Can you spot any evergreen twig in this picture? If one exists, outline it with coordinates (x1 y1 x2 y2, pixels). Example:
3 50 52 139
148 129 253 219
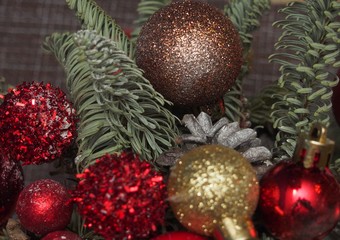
270 0 340 160
43 31 178 171
223 0 270 124
65 0 135 59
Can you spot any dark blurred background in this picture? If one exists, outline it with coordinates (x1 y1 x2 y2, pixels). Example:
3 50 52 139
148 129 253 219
0 0 288 184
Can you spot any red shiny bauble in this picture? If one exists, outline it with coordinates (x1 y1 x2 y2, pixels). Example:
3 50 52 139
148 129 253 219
258 161 340 240
73 151 167 240
0 82 77 165
0 155 24 227
16 179 73 235
152 231 208 240
41 231 82 240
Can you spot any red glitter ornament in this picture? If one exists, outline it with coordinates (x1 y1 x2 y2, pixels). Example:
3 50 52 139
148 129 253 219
0 82 77 165
73 151 167 240
41 231 82 240
0 155 24 227
16 179 73 236
258 124 340 240
152 232 208 240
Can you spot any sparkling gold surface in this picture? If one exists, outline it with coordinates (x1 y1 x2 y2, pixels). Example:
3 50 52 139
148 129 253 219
136 1 242 107
167 145 259 236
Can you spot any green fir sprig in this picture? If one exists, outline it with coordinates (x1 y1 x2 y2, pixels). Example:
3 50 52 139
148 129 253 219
43 31 178 171
66 0 135 59
270 0 340 160
223 0 270 124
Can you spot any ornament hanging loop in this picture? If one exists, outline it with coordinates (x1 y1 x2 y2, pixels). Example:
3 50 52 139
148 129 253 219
293 123 334 170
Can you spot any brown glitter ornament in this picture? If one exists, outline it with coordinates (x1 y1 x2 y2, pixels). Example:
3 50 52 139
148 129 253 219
167 145 259 238
136 1 242 107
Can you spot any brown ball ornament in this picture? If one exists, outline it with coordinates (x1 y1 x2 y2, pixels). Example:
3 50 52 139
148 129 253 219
136 1 242 107
167 145 259 237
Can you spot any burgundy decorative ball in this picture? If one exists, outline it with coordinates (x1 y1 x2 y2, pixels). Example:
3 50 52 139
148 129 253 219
136 1 242 107
258 161 340 240
73 151 167 240
0 155 24 227
0 82 77 165
41 231 82 240
16 179 73 236
152 231 208 240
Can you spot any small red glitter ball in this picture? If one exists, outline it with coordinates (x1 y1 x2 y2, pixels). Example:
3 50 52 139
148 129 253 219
0 154 24 227
41 231 82 240
0 82 77 165
152 232 208 240
73 151 167 240
16 179 73 236
258 161 340 240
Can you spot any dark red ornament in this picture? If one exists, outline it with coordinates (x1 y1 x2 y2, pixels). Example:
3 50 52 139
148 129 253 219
73 151 167 240
0 155 24 227
152 232 208 240
41 231 82 240
258 124 340 240
0 82 77 165
16 179 73 236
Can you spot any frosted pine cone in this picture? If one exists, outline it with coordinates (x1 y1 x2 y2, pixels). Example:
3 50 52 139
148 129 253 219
156 112 273 178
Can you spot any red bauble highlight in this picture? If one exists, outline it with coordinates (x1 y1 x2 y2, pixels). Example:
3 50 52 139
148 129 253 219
41 231 82 240
258 161 340 240
0 155 24 227
152 231 208 240
73 151 167 240
16 179 73 236
0 82 77 165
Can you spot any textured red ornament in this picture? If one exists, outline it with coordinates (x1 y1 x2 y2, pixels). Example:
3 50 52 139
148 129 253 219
258 161 340 240
152 231 208 240
0 82 77 165
73 151 167 240
41 231 82 240
0 155 24 227
16 179 73 236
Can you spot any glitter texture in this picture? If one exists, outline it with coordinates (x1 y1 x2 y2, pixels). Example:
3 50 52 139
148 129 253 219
16 179 73 236
0 155 24 227
136 1 243 107
167 145 259 236
0 82 77 165
73 152 167 240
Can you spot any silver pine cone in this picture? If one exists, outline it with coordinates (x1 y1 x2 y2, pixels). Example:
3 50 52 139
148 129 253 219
156 112 273 178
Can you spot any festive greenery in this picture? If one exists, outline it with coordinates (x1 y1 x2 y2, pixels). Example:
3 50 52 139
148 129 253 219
223 0 270 125
270 0 340 159
66 0 135 59
2 0 340 239
43 30 178 171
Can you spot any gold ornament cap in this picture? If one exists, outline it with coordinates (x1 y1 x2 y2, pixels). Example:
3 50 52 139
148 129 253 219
213 217 258 240
293 123 334 170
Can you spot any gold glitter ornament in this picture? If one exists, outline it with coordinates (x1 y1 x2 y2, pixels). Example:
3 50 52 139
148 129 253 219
167 144 259 238
136 1 242 107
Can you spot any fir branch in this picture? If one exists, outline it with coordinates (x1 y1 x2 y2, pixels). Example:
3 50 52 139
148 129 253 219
65 0 135 59
44 30 178 170
270 0 340 160
223 0 270 124
131 0 170 42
